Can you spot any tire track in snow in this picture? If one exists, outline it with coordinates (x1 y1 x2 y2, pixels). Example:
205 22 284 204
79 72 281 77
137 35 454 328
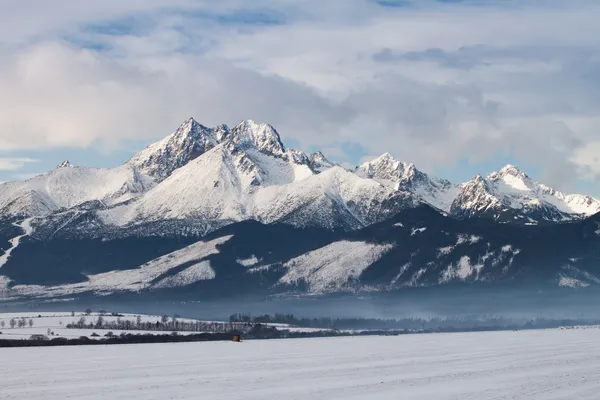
0 218 33 269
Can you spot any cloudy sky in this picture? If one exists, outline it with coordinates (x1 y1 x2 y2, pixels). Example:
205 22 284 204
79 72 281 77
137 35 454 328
1 0 600 195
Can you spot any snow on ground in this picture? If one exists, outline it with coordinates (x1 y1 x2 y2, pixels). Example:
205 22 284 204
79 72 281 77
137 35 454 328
2 328 600 399
0 312 205 340
0 312 321 340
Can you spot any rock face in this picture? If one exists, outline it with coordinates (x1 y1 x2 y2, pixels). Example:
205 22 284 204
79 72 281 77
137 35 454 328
0 117 599 299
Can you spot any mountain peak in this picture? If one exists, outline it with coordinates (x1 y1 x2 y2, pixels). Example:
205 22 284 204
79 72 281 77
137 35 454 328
371 152 396 164
230 120 285 155
56 160 73 169
310 151 328 162
174 117 211 140
358 153 418 182
309 151 334 173
129 117 218 180
494 164 528 179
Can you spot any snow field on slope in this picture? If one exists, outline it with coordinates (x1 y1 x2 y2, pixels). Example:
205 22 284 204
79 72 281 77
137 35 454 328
280 240 394 292
0 164 150 217
2 328 600 399
4 235 232 298
0 218 32 269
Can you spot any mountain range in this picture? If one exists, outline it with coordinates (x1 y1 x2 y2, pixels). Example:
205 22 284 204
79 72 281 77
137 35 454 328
1 117 599 300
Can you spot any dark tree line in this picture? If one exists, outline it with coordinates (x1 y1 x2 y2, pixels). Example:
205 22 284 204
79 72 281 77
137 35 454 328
229 313 600 331
66 315 258 334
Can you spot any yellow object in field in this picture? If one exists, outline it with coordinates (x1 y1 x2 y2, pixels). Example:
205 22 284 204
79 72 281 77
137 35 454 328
232 335 241 342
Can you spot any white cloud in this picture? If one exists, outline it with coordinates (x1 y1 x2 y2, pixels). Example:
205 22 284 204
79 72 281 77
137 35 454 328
0 0 600 191
572 142 600 180
0 157 38 171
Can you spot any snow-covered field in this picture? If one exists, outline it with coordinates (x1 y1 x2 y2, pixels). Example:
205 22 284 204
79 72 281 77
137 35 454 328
1 327 600 399
0 312 323 340
0 312 214 340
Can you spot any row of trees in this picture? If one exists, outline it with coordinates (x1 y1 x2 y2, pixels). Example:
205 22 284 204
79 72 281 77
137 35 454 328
228 313 600 331
66 315 256 334
0 318 34 329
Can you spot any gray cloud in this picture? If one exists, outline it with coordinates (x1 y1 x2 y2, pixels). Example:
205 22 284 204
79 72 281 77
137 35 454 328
1 0 600 192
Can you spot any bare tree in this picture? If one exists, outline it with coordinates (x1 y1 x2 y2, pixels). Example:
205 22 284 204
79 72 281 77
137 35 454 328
136 315 142 328
0 320 5 329
161 315 169 325
28 319 34 328
9 318 16 328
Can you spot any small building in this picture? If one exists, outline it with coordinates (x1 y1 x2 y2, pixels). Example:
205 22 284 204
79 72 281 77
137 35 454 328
232 335 241 342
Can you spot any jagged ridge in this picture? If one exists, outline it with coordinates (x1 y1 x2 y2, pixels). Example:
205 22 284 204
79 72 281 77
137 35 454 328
0 118 598 240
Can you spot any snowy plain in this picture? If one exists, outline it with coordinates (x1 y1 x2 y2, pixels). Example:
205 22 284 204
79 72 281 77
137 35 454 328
1 327 600 399
0 312 322 340
0 312 203 340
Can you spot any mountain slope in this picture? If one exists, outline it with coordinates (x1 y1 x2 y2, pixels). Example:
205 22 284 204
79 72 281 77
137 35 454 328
2 206 599 299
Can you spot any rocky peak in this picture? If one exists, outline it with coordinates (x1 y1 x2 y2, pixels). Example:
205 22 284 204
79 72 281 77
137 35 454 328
172 117 214 144
471 174 486 185
286 149 310 165
490 164 529 181
358 153 417 184
56 160 73 169
214 124 230 142
309 151 334 173
451 174 502 218
129 117 219 180
459 174 495 197
229 120 285 156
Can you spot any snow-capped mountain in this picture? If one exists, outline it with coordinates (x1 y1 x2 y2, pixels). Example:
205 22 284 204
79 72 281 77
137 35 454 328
451 165 600 223
356 153 460 212
1 116 600 300
0 117 598 242
98 120 414 234
0 162 151 217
